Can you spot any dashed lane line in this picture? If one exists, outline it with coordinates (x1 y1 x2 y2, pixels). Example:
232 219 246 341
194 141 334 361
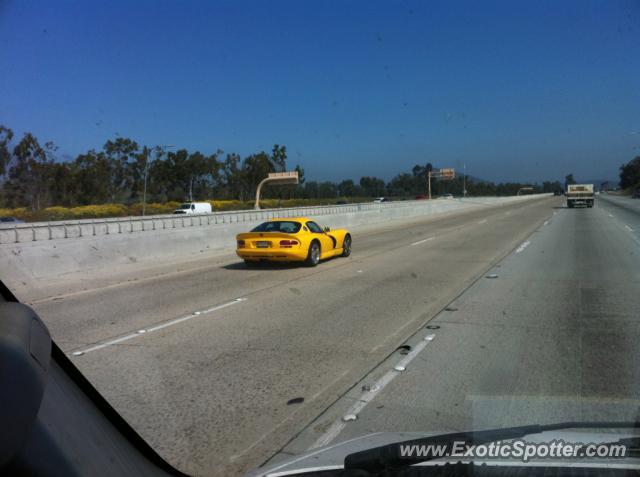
308 334 436 450
70 297 246 356
410 237 435 246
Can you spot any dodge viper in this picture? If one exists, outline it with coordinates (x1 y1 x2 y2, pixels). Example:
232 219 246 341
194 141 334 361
236 217 351 266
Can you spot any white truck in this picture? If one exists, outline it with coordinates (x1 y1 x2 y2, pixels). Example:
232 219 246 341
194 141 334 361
172 202 213 214
566 184 594 208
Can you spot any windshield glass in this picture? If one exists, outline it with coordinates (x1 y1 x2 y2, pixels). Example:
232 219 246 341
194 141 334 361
1 1 638 476
251 221 302 233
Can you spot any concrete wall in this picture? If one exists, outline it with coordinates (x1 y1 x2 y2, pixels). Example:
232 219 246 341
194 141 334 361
0 196 547 289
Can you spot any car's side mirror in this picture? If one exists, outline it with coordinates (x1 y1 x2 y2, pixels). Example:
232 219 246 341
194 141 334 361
323 226 330 233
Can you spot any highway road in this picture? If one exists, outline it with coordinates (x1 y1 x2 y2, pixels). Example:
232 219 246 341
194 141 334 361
267 193 640 466
23 194 640 476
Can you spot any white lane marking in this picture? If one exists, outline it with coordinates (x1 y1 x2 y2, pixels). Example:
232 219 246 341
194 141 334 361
609 214 614 218
624 224 634 232
309 335 436 450
264 433 384 476
543 220 549 226
410 237 435 246
515 240 531 254
70 298 246 356
478 219 487 224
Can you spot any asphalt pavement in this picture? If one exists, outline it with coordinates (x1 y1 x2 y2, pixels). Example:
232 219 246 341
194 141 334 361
269 193 640 469
24 195 593 476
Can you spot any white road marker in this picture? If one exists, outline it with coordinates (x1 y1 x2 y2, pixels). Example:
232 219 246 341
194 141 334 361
478 219 487 224
309 336 435 450
515 240 531 253
608 214 614 218
410 237 435 246
69 298 246 356
624 224 634 232
543 220 549 226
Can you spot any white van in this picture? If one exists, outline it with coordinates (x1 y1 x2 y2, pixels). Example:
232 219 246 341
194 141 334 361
173 202 213 214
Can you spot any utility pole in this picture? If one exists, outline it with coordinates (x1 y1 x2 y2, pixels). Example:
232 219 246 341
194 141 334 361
463 163 467 198
425 163 433 200
142 147 151 217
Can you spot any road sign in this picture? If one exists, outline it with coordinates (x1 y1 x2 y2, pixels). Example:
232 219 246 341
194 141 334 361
255 171 300 209
429 168 455 180
267 171 299 184
438 168 455 180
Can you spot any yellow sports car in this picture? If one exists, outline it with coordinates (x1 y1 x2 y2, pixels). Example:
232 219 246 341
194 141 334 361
236 217 351 266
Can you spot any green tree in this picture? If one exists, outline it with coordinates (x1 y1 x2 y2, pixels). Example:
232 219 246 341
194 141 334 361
542 181 562 193
0 125 13 180
388 173 422 196
103 137 140 202
303 181 319 198
317 181 338 198
73 150 111 205
564 174 575 189
619 157 640 189
270 144 287 172
4 133 55 209
242 152 274 198
220 153 243 200
359 176 386 197
337 179 356 197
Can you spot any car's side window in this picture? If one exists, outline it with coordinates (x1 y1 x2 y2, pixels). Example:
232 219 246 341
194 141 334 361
306 221 323 233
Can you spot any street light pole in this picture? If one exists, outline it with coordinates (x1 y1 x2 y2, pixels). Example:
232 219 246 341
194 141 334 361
142 144 173 216
463 163 466 198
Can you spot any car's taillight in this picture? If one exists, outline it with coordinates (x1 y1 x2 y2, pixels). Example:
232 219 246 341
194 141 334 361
237 239 245 248
279 240 298 247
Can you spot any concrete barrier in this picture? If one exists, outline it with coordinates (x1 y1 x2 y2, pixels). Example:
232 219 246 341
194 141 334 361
0 195 549 295
0 201 407 244
0 196 541 244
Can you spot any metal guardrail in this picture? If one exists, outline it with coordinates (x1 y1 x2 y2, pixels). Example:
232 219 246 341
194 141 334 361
0 200 419 244
0 196 545 245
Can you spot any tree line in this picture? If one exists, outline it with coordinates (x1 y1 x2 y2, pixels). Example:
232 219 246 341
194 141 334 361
619 156 640 190
0 125 563 212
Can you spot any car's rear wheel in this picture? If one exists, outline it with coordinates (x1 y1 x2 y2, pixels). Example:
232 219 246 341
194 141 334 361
306 241 321 267
341 234 352 257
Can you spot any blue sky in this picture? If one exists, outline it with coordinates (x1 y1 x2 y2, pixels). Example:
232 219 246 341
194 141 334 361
1 0 638 183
